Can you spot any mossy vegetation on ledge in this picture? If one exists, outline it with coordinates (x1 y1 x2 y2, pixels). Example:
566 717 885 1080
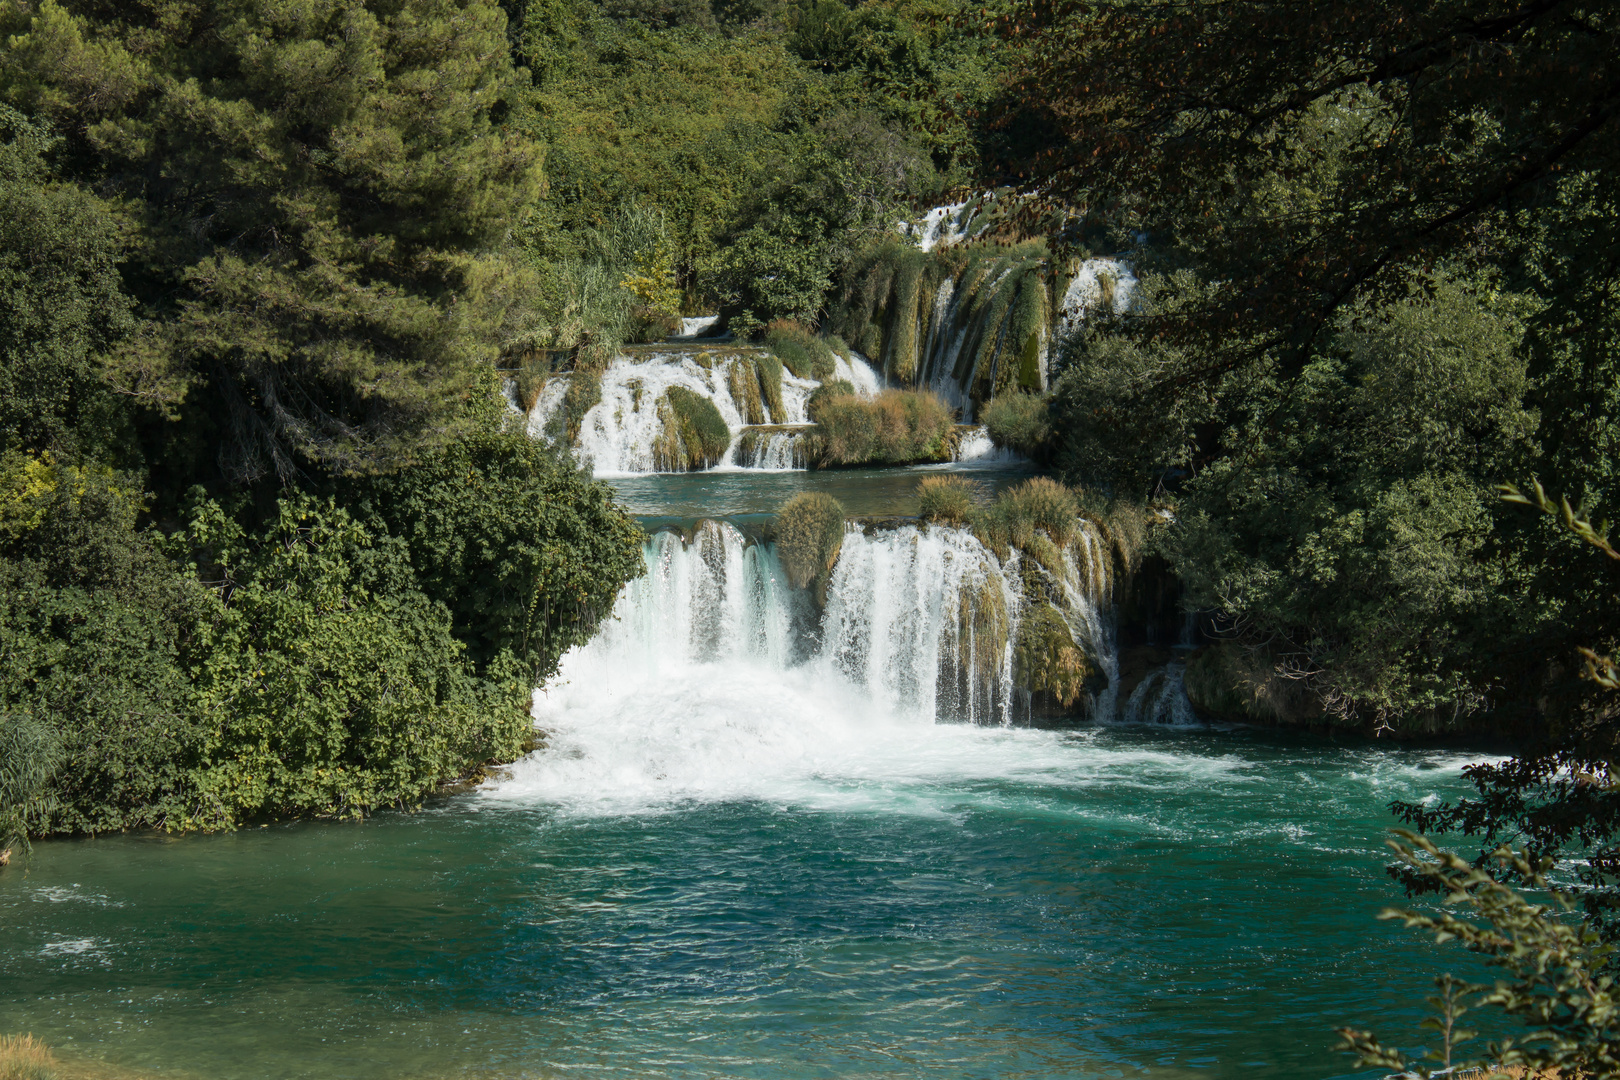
653 386 732 471
805 390 955 467
1014 603 1093 708
772 493 846 600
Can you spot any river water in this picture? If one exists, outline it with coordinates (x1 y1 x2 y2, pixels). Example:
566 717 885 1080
0 467 1497 1079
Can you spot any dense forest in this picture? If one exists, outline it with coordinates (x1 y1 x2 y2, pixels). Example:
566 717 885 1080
0 0 1036 847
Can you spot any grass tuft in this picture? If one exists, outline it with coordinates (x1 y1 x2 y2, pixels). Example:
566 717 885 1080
773 493 846 592
980 392 1050 458
917 475 979 526
808 390 954 466
0 1033 56 1080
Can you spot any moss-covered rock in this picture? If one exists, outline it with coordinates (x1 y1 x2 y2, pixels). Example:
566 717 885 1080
546 370 601 444
755 351 785 421
728 357 766 425
773 492 845 597
1013 602 1093 708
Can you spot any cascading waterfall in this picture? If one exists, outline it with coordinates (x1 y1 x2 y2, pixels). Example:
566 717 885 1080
726 428 809 470
501 512 1200 809
528 349 884 475
1123 663 1199 726
528 516 1124 772
953 426 1024 464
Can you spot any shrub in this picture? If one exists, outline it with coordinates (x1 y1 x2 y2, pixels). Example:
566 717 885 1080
765 320 838 381
0 1033 56 1080
657 386 732 469
629 306 682 343
981 391 1051 458
806 378 855 422
0 460 213 835
345 431 646 681
999 478 1081 546
0 714 58 858
810 389 954 465
773 492 845 591
181 496 531 827
917 475 979 526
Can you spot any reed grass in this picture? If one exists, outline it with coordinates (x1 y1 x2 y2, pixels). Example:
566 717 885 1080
808 389 953 466
0 1034 56 1080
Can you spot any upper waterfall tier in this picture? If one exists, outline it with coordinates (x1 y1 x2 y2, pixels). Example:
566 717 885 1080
522 347 885 476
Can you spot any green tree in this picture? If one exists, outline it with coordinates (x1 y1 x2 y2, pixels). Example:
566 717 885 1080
0 452 213 835
0 104 138 459
342 429 645 685
0 0 544 483
179 493 531 827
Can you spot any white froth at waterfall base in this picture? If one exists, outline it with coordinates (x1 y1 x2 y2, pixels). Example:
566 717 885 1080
485 520 1228 817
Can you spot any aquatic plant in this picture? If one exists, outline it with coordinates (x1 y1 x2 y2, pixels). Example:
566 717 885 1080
971 477 1081 555
1000 478 1081 546
548 371 601 444
754 351 786 420
773 493 846 592
655 386 732 471
1013 603 1091 708
0 1033 56 1080
825 240 1050 402
727 357 766 425
981 392 1050 458
917 475 979 526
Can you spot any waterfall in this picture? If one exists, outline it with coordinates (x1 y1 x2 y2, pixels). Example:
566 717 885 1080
898 200 976 252
512 517 1131 806
1056 259 1138 335
538 518 1120 727
527 351 817 475
1123 662 1198 726
952 426 1024 465
832 350 884 396
726 428 808 470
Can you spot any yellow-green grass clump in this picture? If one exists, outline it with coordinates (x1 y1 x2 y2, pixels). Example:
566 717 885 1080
917 475 979 526
653 386 732 471
809 390 954 467
0 1033 55 1080
773 492 846 592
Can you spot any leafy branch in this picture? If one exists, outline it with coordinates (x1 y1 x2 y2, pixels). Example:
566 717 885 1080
1338 830 1620 1079
1500 480 1620 689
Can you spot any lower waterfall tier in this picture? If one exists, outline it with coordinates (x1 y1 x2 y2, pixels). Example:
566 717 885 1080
536 519 1127 731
